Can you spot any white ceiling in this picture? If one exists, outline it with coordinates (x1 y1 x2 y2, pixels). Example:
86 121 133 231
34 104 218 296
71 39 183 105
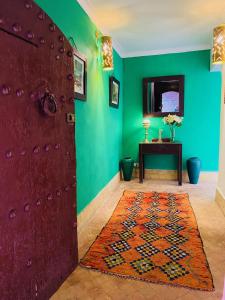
77 0 225 58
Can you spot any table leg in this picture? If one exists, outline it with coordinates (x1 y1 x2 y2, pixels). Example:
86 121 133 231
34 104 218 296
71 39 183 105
143 155 145 179
139 152 143 183
178 150 182 186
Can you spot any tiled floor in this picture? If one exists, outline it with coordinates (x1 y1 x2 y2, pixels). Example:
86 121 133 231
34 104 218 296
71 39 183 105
51 178 225 300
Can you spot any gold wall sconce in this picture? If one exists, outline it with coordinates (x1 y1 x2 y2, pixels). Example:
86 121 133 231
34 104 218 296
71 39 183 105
95 31 114 71
101 35 114 71
212 24 225 64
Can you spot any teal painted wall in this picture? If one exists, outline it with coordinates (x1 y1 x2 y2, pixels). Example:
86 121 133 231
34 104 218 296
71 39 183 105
32 2 221 213
123 50 221 171
35 0 123 213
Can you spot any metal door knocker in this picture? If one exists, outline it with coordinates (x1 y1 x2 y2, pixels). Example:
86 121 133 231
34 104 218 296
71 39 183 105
40 92 57 117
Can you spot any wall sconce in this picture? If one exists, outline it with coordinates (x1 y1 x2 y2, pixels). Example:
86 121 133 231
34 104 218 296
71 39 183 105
142 119 150 143
101 35 114 71
212 24 225 64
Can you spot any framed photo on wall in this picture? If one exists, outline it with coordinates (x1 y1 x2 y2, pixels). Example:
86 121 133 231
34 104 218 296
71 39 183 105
109 76 120 108
74 49 87 101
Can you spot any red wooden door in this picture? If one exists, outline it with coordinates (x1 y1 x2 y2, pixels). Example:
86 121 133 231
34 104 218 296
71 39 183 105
0 1 78 299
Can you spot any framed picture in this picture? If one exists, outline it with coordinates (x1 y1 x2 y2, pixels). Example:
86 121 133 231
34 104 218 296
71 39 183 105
109 76 120 108
74 49 87 101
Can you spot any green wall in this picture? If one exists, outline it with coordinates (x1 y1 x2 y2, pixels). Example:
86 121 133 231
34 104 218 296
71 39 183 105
35 0 123 213
123 50 221 171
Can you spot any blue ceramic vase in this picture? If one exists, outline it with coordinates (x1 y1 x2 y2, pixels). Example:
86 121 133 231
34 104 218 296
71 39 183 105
121 157 134 181
187 157 201 184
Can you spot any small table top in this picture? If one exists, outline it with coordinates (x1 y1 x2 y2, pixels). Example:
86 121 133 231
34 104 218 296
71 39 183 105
139 141 182 145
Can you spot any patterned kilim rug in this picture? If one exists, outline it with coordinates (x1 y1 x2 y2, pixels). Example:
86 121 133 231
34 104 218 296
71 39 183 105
80 191 214 291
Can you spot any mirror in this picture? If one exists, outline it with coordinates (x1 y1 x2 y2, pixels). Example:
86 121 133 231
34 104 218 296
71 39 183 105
143 75 184 117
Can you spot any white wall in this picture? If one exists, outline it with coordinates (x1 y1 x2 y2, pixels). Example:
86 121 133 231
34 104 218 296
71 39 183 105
217 66 225 199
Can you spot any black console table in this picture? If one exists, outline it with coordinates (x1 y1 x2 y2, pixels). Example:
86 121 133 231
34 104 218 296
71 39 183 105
139 142 182 185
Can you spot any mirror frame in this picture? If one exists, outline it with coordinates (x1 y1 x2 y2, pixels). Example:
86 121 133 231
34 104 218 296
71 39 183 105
143 75 184 117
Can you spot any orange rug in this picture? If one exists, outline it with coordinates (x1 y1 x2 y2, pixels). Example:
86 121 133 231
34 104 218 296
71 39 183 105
80 191 214 291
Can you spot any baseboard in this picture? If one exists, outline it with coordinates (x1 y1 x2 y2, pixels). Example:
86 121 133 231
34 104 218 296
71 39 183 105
77 172 120 234
132 168 218 183
215 187 225 217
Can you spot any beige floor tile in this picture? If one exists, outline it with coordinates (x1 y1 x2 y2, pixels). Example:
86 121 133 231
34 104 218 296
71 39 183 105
51 179 225 300
177 290 222 300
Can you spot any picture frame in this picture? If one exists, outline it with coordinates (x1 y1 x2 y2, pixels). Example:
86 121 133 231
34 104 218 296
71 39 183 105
109 76 120 108
73 49 87 101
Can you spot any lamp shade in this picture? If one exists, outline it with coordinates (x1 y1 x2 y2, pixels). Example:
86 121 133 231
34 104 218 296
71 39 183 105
142 119 150 128
101 36 113 70
212 24 225 64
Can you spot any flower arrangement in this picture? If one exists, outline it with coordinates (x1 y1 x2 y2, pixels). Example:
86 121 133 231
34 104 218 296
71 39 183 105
163 114 183 126
163 114 183 142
